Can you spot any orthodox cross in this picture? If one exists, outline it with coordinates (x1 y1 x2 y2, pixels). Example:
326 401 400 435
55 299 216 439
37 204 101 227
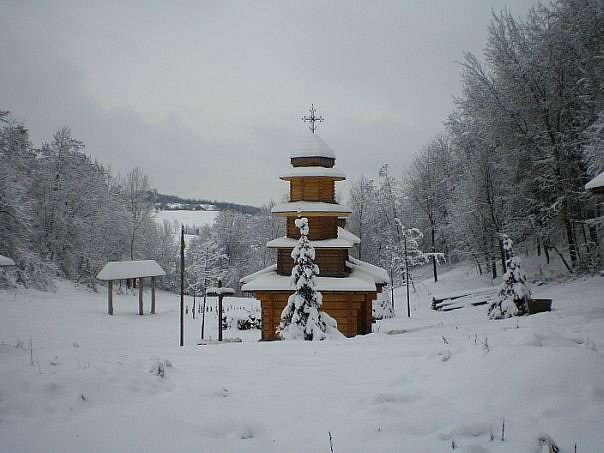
301 104 324 134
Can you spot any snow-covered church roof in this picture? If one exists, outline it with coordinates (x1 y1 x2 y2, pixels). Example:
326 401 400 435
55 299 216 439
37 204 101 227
266 227 360 249
240 257 389 292
279 167 345 180
289 134 336 159
586 171 604 191
271 201 352 217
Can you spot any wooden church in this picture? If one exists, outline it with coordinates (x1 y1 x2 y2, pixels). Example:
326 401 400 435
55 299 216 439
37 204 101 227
241 126 389 340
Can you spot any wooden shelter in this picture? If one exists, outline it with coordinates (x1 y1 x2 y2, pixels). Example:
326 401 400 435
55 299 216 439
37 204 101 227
97 260 166 315
241 133 389 340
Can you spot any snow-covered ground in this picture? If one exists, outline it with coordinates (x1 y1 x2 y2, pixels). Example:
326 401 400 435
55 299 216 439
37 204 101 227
154 209 220 231
1 265 603 452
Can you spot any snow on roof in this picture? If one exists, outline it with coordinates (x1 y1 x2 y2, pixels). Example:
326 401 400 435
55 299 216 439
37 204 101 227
206 287 236 295
347 257 390 284
289 134 336 159
279 167 345 180
266 237 353 249
271 201 352 216
0 254 16 267
97 260 166 281
240 258 386 292
266 227 359 248
240 269 376 292
586 171 604 191
240 264 277 285
337 227 360 245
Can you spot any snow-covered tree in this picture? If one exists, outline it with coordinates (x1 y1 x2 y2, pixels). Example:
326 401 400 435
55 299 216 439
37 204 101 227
121 167 154 260
277 217 338 341
186 236 228 297
391 218 444 286
372 291 394 320
488 236 531 319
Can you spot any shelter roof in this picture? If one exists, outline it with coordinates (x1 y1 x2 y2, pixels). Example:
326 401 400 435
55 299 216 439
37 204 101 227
0 254 16 267
586 171 604 191
97 260 166 281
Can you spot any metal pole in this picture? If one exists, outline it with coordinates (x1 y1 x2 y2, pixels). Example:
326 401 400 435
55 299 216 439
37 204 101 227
218 279 223 342
432 227 438 282
390 267 395 313
180 225 185 346
405 234 410 318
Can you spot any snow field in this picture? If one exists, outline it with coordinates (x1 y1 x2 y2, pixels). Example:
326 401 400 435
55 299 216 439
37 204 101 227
153 209 220 230
0 268 603 452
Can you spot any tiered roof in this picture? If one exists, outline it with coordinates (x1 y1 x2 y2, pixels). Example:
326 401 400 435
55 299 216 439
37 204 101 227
240 132 389 292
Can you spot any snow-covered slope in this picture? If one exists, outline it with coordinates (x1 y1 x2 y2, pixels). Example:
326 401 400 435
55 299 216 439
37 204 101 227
0 269 603 452
154 209 219 230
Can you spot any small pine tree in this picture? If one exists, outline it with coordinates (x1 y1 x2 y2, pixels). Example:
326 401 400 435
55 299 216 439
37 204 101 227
372 290 394 320
488 236 531 319
276 217 337 340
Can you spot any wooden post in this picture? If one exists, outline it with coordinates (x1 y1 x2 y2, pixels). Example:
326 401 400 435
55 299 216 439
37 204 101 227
108 280 114 315
139 277 144 315
151 276 156 314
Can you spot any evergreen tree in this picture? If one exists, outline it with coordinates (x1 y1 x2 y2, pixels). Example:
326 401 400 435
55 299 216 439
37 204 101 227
488 236 531 319
277 217 337 341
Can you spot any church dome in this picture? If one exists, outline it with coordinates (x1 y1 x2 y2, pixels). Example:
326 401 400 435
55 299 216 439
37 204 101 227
289 133 336 159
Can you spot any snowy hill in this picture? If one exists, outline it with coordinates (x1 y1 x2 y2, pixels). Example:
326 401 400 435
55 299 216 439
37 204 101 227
153 208 220 232
0 268 603 452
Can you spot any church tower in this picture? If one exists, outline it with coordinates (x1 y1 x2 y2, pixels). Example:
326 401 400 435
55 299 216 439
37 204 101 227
241 109 389 340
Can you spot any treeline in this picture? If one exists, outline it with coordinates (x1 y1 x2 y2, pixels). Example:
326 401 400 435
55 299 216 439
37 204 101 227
0 111 281 292
0 112 179 289
348 0 604 279
153 192 260 215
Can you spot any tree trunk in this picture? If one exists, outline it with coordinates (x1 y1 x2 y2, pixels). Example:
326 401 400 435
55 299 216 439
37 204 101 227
563 215 577 268
490 253 497 279
552 245 573 272
473 255 483 275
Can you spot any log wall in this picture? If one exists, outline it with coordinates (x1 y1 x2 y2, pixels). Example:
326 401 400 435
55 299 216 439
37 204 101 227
290 178 335 203
256 291 377 341
286 216 337 240
291 156 335 168
277 248 349 276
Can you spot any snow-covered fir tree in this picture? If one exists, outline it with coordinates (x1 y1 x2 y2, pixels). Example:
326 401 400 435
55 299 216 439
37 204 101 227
391 218 444 286
276 217 338 341
488 235 531 319
372 291 394 320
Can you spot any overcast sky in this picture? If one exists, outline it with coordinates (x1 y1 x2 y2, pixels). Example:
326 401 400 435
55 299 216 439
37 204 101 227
1 1 537 205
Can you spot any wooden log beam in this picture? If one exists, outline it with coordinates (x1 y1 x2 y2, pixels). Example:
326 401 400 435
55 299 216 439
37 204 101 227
138 277 144 315
108 280 114 315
